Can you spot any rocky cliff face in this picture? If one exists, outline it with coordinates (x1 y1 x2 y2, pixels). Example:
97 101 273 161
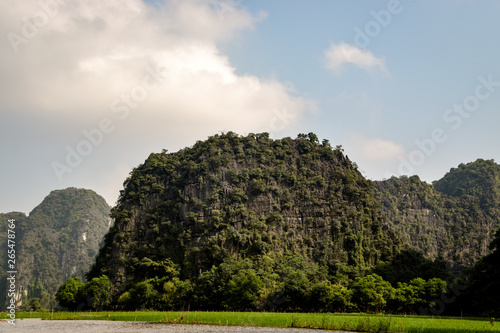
83 133 500 310
88 132 399 292
0 188 110 310
374 159 500 271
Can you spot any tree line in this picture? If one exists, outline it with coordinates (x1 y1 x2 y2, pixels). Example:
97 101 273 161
55 229 500 317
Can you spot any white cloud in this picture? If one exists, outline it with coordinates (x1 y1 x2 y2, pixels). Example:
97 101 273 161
345 133 405 180
363 138 404 160
325 42 387 75
350 133 404 161
0 0 301 127
0 0 312 210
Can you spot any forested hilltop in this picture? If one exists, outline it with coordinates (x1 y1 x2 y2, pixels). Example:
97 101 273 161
85 132 401 311
0 188 110 311
374 159 500 272
53 132 498 315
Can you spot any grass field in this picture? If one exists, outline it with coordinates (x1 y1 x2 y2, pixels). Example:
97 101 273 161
4 311 498 332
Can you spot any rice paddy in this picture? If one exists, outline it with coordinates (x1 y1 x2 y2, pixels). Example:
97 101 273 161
5 311 499 332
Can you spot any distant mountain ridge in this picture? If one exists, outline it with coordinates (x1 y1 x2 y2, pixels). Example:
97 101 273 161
2 133 498 312
434 159 500 214
374 159 500 271
0 188 110 310
84 132 499 311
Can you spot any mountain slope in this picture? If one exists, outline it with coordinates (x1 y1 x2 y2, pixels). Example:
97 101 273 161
434 159 500 215
374 159 500 271
88 132 399 306
0 188 111 310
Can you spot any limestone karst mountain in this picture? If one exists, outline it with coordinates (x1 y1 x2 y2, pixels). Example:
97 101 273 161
374 159 500 272
0 188 110 310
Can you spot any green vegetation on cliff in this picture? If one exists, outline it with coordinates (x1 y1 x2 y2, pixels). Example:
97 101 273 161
87 132 401 311
0 188 111 311
374 159 500 271
50 133 498 315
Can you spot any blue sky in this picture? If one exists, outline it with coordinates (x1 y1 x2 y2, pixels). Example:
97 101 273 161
1 0 499 213
221 0 500 179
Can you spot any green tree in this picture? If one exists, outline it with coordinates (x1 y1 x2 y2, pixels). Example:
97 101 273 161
391 277 447 314
392 278 426 313
20 298 45 311
351 274 394 312
223 269 263 310
55 277 85 310
128 280 159 310
424 278 447 300
310 280 351 312
161 278 194 310
80 275 112 310
283 270 310 311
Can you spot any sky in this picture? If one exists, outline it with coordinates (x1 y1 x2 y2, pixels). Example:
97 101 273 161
1 0 500 214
